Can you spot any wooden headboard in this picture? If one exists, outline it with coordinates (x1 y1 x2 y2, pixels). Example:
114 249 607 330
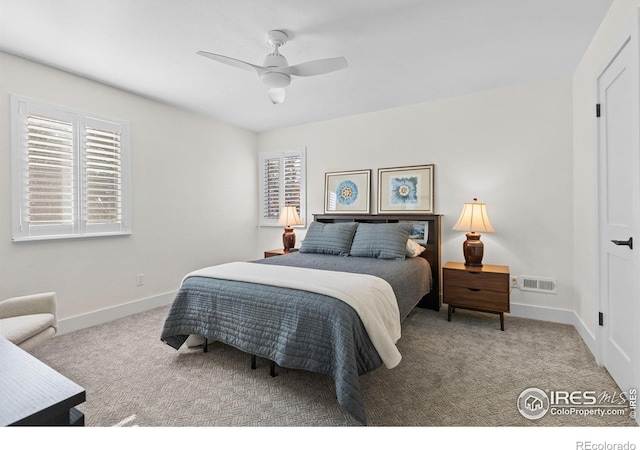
313 213 442 311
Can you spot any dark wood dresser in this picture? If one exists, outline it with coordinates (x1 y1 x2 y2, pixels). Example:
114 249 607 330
0 335 85 426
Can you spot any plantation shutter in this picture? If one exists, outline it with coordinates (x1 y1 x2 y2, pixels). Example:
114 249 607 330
283 153 302 214
259 148 306 226
27 114 75 226
12 100 78 238
11 95 131 241
262 155 281 221
83 118 124 231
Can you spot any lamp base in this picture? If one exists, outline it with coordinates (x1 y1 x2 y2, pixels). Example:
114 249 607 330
282 226 296 252
462 232 484 267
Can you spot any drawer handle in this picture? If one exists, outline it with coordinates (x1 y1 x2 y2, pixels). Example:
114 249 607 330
468 288 481 292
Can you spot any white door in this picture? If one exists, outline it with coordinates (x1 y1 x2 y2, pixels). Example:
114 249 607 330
597 31 639 395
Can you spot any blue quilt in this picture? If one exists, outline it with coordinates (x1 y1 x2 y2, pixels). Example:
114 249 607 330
161 253 431 424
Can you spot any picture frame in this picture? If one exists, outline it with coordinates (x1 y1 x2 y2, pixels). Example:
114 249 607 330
377 164 434 214
405 220 429 245
324 169 371 214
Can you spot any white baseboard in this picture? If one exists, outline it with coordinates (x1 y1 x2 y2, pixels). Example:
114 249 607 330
510 302 599 362
510 302 575 324
57 291 177 335
572 311 599 362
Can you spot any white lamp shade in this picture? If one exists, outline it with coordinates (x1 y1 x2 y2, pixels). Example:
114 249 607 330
452 198 495 233
277 205 303 227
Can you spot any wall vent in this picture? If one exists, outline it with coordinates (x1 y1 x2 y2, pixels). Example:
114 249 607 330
519 276 557 294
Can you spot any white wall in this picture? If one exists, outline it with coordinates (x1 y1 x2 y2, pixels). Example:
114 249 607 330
258 78 574 314
0 52 258 327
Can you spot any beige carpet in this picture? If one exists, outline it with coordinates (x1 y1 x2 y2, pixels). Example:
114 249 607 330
31 305 637 427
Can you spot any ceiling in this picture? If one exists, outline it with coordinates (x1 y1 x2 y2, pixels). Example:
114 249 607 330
0 0 613 133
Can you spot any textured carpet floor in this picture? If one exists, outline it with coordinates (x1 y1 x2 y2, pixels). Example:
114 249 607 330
31 305 637 427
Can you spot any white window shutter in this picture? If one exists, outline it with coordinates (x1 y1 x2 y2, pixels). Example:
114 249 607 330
12 99 77 239
11 95 131 241
82 116 130 235
262 155 281 221
259 148 306 227
27 114 75 226
283 153 302 212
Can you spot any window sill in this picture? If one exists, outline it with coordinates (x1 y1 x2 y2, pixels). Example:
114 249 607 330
12 231 132 243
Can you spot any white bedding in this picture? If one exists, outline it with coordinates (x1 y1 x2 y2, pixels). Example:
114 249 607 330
184 261 402 369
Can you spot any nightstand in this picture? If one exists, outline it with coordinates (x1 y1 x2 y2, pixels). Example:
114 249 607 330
264 248 287 258
264 248 300 258
443 261 510 330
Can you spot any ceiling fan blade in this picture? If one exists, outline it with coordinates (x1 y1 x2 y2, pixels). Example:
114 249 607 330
196 51 266 76
268 88 286 104
282 57 348 77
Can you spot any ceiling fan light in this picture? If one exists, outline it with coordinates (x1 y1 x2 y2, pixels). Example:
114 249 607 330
260 71 291 88
268 88 286 104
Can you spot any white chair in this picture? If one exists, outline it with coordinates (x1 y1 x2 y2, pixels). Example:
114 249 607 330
0 292 57 352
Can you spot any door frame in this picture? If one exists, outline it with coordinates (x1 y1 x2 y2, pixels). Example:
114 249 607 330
595 9 640 402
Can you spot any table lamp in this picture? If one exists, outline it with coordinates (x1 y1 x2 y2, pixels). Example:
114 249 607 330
277 205 303 251
452 198 495 267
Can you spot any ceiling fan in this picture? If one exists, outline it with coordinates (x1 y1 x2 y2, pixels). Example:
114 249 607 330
197 30 348 104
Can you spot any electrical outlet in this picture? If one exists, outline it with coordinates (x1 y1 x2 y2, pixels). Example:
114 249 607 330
136 273 144 286
511 276 519 289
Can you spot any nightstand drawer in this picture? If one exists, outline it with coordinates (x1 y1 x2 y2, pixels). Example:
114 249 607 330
443 269 509 293
444 286 510 312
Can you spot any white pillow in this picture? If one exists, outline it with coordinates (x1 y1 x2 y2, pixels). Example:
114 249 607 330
405 239 426 257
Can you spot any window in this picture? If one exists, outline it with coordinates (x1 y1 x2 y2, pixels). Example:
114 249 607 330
259 148 306 226
11 95 131 241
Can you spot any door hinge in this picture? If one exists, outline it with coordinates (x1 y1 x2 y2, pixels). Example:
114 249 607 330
596 103 601 118
599 312 604 326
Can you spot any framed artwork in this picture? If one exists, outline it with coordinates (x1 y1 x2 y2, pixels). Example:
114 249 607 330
324 170 371 214
377 164 434 214
405 220 429 244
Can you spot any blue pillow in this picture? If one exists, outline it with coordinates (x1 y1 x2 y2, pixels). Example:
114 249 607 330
299 222 358 256
349 222 412 260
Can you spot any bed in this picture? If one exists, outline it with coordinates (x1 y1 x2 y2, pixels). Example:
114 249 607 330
161 213 441 424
